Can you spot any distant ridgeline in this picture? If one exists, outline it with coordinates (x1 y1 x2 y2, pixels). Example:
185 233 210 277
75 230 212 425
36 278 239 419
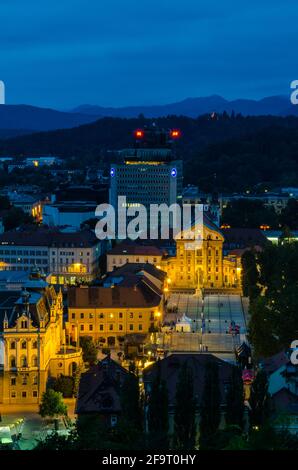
1 114 298 191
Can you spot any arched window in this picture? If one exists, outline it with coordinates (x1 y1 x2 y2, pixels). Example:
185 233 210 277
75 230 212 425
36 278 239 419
10 341 16 350
10 356 16 368
32 341 38 349
21 341 27 350
20 356 27 367
32 355 38 367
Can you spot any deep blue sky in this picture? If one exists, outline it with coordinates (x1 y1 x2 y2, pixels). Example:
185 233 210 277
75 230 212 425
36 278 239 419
0 0 297 108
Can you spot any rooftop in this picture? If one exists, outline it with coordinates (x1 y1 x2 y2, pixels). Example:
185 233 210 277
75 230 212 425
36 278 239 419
0 228 100 247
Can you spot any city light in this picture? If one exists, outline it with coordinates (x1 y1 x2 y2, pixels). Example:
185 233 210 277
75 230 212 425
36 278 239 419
134 129 144 139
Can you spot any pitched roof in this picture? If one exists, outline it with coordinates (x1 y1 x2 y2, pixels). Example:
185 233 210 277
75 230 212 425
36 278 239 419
0 229 99 247
76 357 130 414
108 262 166 282
68 278 162 309
0 285 58 331
143 353 236 406
108 242 162 257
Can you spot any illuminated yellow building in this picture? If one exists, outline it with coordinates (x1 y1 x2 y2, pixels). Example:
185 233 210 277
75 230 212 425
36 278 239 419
0 276 82 405
161 216 242 291
67 264 165 347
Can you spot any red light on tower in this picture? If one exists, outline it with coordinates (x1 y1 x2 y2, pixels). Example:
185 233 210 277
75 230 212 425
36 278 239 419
134 129 144 139
170 129 181 139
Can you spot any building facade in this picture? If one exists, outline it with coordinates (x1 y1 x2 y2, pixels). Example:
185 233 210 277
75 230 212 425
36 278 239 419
161 216 242 291
109 127 183 231
0 229 104 285
107 243 163 272
67 264 165 347
0 276 82 405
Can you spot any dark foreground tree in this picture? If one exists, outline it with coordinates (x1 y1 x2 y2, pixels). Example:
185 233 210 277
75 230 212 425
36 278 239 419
173 364 197 450
249 369 270 428
199 362 221 449
147 361 169 449
225 367 244 428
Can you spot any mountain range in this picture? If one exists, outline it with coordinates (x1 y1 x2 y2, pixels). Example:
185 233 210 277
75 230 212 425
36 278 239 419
0 95 297 136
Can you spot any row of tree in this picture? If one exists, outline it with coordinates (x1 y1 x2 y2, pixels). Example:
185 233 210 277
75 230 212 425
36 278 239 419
36 360 278 450
222 198 298 230
242 242 298 357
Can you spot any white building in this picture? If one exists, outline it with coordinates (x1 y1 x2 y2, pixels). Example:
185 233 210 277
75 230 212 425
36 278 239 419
43 202 96 229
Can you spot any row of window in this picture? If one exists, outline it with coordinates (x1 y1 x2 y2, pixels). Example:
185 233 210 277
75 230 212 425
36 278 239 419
10 391 38 399
11 375 38 386
10 341 38 349
71 312 146 320
10 356 38 368
79 323 143 332
0 250 47 256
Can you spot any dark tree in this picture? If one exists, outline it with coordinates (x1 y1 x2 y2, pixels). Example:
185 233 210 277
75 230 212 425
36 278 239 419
147 362 169 449
79 336 98 364
120 373 142 430
241 250 260 299
173 364 197 450
225 367 244 428
199 362 221 449
249 369 270 428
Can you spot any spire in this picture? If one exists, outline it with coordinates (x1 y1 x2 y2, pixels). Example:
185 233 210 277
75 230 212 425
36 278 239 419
3 310 8 329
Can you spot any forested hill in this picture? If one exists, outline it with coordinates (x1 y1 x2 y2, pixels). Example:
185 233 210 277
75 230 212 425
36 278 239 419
1 113 298 192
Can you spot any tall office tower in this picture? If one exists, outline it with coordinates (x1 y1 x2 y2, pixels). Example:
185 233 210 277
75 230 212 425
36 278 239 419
109 125 183 236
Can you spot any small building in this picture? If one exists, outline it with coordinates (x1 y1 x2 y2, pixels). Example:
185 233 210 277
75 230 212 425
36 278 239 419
107 242 163 273
76 356 131 428
143 353 238 435
175 314 193 332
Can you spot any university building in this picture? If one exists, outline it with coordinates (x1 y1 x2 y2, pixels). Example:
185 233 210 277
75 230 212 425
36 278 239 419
67 263 166 348
0 271 82 405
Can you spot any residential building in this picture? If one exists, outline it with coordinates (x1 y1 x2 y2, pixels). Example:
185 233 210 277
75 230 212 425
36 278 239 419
0 229 104 285
43 201 97 228
76 356 132 428
107 242 163 272
143 353 238 435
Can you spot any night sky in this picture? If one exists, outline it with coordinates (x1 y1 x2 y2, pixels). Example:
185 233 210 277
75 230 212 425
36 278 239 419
0 0 297 108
